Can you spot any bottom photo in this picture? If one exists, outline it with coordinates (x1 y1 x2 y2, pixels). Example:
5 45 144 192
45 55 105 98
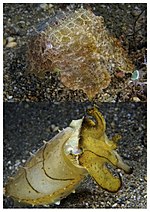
3 102 147 208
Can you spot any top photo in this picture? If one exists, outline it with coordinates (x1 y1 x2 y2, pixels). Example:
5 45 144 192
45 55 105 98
3 3 147 102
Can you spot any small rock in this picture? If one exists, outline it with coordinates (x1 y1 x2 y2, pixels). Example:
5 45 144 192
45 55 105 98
132 7 142 17
40 3 48 10
22 159 26 163
85 202 89 206
115 71 125 78
54 200 60 205
51 124 59 132
7 36 15 43
6 41 17 48
40 3 53 11
112 202 118 207
132 96 141 102
3 38 6 46
7 95 13 100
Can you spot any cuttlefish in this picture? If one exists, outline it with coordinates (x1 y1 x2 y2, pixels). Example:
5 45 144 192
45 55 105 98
27 8 134 99
5 106 132 206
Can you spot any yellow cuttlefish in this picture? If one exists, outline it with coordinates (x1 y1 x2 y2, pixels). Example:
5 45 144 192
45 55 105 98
5 106 132 206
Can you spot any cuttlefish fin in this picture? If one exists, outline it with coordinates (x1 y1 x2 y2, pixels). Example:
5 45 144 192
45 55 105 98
79 150 122 192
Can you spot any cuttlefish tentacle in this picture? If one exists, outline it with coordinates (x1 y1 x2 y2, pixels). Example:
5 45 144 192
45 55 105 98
87 107 106 133
81 106 106 139
111 134 122 144
79 106 132 192
113 151 133 174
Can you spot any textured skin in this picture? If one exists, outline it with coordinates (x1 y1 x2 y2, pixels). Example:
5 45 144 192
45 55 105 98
79 107 132 192
5 107 132 206
5 125 87 206
27 8 134 99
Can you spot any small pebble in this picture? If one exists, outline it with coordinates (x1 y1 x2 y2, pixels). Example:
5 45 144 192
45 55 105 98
132 96 141 102
7 95 13 100
85 202 89 206
51 124 59 132
40 3 48 10
7 36 15 43
6 41 17 48
112 202 118 207
3 38 6 46
54 200 61 205
115 71 125 78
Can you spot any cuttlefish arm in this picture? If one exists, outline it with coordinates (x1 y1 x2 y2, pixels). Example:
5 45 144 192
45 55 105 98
82 106 106 138
79 107 132 192
79 150 122 192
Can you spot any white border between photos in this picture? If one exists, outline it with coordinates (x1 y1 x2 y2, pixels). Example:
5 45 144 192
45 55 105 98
1 0 148 211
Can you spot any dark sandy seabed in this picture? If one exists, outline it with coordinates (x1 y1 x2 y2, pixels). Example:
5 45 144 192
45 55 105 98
3 102 147 208
3 3 147 102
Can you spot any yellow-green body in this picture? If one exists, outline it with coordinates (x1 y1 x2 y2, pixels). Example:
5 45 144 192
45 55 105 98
5 107 132 206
